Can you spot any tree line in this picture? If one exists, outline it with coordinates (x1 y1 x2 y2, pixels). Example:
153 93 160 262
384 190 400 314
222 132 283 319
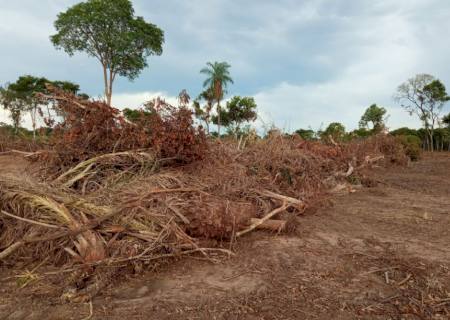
0 0 449 152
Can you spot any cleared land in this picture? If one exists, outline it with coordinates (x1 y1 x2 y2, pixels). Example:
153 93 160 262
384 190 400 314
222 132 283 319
0 153 449 319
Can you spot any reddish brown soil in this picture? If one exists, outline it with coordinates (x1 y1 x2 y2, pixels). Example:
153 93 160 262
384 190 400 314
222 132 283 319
1 153 449 320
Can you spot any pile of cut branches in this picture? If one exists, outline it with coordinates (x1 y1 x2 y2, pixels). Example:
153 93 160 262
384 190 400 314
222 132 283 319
0 90 411 301
36 87 207 180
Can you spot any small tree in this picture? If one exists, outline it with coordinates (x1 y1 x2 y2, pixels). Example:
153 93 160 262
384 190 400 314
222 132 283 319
322 122 346 143
51 0 164 105
295 128 316 141
7 76 47 139
200 62 234 137
395 74 450 151
212 96 257 137
178 89 191 108
359 104 388 133
193 88 215 134
0 86 25 133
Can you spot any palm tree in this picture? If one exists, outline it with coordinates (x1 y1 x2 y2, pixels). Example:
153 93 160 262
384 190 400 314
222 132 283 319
200 61 234 137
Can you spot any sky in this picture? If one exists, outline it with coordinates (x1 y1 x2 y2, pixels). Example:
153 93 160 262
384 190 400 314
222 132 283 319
1 0 450 132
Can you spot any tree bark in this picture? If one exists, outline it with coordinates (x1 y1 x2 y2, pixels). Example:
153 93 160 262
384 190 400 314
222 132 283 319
30 106 37 141
217 100 221 138
102 64 112 106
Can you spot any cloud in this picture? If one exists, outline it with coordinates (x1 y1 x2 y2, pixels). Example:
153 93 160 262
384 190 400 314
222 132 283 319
112 91 179 110
1 0 450 131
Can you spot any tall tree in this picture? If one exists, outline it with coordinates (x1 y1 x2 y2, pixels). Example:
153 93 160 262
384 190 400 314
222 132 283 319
359 104 388 133
395 74 450 151
200 61 234 137
51 0 164 106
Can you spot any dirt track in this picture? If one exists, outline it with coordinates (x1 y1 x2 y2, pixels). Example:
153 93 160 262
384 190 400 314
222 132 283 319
1 153 449 319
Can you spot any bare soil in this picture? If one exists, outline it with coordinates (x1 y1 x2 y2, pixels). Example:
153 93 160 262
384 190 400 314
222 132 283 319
1 153 449 320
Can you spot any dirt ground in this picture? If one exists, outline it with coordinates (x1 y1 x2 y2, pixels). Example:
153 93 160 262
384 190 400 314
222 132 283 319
0 153 449 320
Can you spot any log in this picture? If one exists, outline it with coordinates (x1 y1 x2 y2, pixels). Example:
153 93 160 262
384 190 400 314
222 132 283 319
257 190 306 211
237 204 288 237
249 218 286 233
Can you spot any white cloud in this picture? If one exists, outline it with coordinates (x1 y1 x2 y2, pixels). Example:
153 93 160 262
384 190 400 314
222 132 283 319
1 0 450 133
112 91 179 110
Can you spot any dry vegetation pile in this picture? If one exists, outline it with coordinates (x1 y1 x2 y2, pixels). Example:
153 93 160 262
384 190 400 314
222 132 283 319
0 91 411 301
351 251 450 319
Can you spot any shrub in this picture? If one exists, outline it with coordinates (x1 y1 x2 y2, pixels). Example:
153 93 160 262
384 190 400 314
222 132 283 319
396 135 421 161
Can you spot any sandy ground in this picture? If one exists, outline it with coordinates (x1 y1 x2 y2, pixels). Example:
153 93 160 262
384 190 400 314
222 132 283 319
0 153 449 319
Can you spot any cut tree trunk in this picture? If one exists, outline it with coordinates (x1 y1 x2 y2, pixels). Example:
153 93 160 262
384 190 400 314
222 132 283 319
249 218 286 233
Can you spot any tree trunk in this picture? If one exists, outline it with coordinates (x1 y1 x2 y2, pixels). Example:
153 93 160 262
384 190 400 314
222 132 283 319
30 105 37 141
102 64 113 106
107 69 114 106
217 100 221 138
429 130 434 152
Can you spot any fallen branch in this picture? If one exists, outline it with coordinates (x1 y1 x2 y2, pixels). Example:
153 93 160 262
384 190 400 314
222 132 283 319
257 190 306 211
0 241 24 260
1 210 61 229
249 218 286 233
237 203 288 237
0 150 37 157
54 151 155 185
0 209 119 260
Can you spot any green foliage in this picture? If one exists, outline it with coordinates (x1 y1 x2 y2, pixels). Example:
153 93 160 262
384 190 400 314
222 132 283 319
396 135 422 161
322 122 346 142
443 112 450 128
200 61 234 136
123 108 153 123
359 104 387 132
212 96 257 136
294 128 316 141
390 127 419 137
51 0 164 105
1 76 81 135
193 88 215 134
348 127 371 139
0 85 25 132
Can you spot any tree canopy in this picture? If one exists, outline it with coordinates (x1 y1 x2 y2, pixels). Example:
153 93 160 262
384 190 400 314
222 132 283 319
51 0 164 105
395 74 450 151
295 128 316 141
443 112 450 128
359 104 387 132
0 76 81 135
322 122 346 142
212 96 257 136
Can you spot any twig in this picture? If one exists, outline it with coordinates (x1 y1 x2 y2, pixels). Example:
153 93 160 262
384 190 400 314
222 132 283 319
81 301 93 320
397 273 412 286
1 210 61 229
147 188 204 195
0 149 36 157
0 242 24 260
237 203 288 237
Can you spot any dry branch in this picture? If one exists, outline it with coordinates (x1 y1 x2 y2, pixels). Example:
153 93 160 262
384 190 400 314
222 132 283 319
237 203 288 237
249 218 286 233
